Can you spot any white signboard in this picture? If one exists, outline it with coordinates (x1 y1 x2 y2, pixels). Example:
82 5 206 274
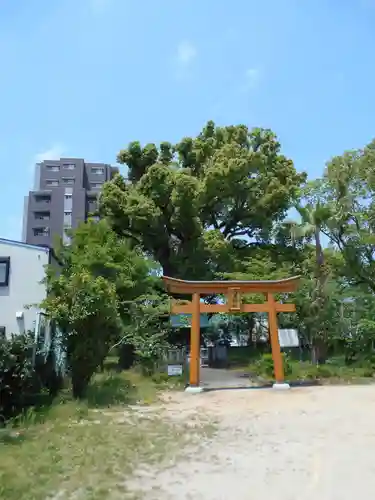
167 364 183 376
278 329 299 348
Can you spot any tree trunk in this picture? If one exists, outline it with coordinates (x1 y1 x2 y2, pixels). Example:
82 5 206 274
312 228 330 364
118 343 135 370
246 314 256 346
314 227 324 270
155 246 175 277
311 345 318 364
71 371 90 399
311 338 328 365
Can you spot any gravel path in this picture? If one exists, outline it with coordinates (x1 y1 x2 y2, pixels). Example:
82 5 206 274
127 385 375 499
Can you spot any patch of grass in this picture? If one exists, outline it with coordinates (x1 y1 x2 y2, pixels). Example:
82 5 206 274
151 369 187 390
247 354 375 385
292 360 375 384
87 369 160 407
0 406 191 499
0 367 197 500
102 355 119 372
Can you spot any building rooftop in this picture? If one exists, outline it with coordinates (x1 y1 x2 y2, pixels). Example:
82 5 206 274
0 237 50 252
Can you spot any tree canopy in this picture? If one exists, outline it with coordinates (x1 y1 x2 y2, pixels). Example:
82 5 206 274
312 141 375 293
99 121 306 279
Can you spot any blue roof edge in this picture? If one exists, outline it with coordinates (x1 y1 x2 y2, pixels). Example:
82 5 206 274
0 237 50 253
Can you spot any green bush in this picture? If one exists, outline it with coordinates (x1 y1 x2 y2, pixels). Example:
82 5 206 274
151 371 170 384
292 359 375 381
325 355 346 367
0 335 37 422
361 366 374 378
356 359 375 378
150 370 187 388
307 364 333 379
251 353 292 379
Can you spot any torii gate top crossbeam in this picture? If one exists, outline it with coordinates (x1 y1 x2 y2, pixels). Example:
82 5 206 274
162 276 301 295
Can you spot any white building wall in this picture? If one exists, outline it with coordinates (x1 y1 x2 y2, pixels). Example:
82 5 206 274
0 239 49 338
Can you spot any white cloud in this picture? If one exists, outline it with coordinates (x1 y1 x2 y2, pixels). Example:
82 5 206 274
176 41 197 67
174 41 197 80
28 144 65 179
243 68 261 91
34 144 64 164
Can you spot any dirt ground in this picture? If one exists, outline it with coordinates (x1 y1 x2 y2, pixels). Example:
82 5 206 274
126 385 375 499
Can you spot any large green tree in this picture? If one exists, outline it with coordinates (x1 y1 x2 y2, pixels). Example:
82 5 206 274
299 142 375 361
42 219 153 398
311 140 375 293
99 121 306 279
280 202 333 361
285 164 375 362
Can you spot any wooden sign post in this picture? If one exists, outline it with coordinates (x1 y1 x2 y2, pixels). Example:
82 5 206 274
162 276 300 392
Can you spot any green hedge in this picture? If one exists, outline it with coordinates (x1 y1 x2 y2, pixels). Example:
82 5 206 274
0 335 37 421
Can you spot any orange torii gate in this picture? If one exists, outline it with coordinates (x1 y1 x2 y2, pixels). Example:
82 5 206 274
162 276 300 392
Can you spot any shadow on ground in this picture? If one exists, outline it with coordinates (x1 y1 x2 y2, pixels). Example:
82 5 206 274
202 380 322 392
200 367 322 391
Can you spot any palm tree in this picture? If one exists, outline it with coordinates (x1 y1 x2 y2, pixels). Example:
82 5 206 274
282 202 333 363
285 201 332 272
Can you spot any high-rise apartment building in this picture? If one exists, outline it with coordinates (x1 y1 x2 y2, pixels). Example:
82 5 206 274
22 158 118 247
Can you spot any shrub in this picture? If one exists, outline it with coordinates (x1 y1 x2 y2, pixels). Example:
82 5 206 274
0 334 36 421
325 355 346 367
296 360 375 381
361 366 374 378
251 353 292 379
151 371 170 384
356 359 375 378
311 364 333 379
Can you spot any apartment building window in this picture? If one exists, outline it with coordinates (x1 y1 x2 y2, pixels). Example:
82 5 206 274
91 167 104 175
62 163 75 170
46 165 60 172
35 195 51 203
34 211 50 221
62 178 75 185
33 227 50 237
0 257 10 287
64 211 72 226
64 193 73 210
46 179 59 186
90 182 103 189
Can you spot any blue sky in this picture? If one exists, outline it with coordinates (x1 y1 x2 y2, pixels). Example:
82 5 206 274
1 0 375 240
